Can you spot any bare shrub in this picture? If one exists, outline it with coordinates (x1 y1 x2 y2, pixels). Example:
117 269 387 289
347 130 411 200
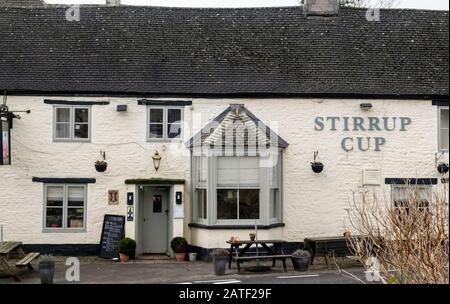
346 184 449 284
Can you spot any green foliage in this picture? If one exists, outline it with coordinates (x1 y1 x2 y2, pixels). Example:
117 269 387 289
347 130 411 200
171 237 188 253
388 276 399 284
118 237 136 256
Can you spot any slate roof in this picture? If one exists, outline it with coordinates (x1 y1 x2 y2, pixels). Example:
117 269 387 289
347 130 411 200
0 0 46 7
187 104 289 148
0 5 448 97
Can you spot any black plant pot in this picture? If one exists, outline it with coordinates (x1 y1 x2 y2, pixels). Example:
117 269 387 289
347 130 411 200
437 163 449 174
39 261 55 284
95 163 107 172
212 256 228 276
291 256 310 272
311 162 324 173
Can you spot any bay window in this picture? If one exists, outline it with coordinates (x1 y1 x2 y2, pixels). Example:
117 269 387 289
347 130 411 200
192 151 283 226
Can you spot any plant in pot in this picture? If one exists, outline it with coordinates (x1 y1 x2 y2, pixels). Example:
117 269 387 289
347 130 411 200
437 162 449 174
211 248 229 276
311 151 324 173
95 150 107 172
118 237 136 263
171 237 188 262
39 255 55 284
291 249 311 272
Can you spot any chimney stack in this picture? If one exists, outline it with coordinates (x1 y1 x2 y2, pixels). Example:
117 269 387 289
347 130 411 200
304 0 340 16
106 0 121 6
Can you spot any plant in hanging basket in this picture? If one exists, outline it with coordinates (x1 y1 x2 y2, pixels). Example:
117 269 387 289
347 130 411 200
95 150 107 172
437 163 449 174
95 160 107 172
311 162 324 173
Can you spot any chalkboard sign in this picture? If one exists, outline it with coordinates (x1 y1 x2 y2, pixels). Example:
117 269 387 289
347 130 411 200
99 214 125 259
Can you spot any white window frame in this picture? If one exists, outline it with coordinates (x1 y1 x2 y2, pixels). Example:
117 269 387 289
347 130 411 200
147 106 184 141
43 184 87 232
438 107 449 152
53 106 91 142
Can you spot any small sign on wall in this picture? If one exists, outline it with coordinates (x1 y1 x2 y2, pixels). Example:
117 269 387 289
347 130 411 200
363 169 380 186
108 190 119 205
127 206 134 221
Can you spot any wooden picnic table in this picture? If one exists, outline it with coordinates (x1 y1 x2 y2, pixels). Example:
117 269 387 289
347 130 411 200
0 241 40 281
226 240 291 272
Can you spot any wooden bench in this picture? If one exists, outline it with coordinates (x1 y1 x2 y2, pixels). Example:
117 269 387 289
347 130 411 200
16 252 40 270
233 254 291 272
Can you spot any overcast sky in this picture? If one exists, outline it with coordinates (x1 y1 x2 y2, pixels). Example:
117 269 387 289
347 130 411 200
45 0 449 10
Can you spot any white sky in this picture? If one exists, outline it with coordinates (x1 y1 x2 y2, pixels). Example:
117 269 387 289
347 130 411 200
45 0 449 10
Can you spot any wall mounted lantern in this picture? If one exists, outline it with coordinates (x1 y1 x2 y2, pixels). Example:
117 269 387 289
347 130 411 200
152 150 162 172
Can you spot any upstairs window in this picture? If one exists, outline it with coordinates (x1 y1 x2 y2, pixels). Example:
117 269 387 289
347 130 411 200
439 107 449 151
148 106 183 140
54 106 90 142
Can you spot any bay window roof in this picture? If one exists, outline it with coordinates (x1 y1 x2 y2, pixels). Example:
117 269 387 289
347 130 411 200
186 104 289 149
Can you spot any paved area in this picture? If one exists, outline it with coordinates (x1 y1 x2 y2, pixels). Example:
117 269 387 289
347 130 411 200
0 256 368 284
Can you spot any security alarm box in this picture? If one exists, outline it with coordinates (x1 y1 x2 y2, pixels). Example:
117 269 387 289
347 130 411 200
127 192 134 205
176 192 182 205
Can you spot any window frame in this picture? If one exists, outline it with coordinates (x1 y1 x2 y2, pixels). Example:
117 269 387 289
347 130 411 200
43 183 87 232
438 107 449 152
390 184 432 210
53 105 91 142
147 106 184 142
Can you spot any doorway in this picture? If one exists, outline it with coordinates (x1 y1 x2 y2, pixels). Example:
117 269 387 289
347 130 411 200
141 187 169 254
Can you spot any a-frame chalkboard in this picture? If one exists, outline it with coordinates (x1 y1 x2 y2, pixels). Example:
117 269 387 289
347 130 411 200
99 214 126 259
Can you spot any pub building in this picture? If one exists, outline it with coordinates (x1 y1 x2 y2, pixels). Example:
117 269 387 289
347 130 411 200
0 0 448 258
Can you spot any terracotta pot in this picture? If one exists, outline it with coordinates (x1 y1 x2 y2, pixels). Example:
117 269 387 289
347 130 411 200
119 253 129 263
175 253 186 262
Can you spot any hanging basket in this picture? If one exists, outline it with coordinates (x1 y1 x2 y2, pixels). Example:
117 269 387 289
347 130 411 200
311 162 324 173
437 163 449 174
95 162 107 172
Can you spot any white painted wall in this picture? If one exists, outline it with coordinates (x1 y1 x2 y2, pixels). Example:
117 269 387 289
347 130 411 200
0 96 447 248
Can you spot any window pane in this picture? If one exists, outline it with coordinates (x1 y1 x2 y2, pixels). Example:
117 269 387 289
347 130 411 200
168 109 181 123
197 189 207 219
239 157 260 186
239 189 259 219
75 108 89 123
217 157 239 186
149 124 163 138
74 124 89 139
46 208 63 228
68 187 85 207
270 188 278 218
440 129 449 150
197 157 208 187
217 189 238 219
56 108 70 123
150 108 163 123
168 123 181 138
47 186 63 206
56 123 70 139
441 109 449 129
67 208 84 228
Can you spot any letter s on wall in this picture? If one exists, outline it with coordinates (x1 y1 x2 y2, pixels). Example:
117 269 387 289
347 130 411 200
314 117 324 131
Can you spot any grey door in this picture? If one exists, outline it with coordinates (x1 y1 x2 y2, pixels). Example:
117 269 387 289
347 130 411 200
142 187 169 253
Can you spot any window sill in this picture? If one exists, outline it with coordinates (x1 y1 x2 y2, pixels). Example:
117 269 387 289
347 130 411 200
188 223 285 230
42 229 86 233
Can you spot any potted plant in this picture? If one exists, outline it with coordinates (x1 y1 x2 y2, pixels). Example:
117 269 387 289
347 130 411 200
39 255 55 284
211 249 229 276
171 237 188 261
118 237 136 263
311 151 324 173
95 150 107 172
437 162 449 174
291 249 311 272
249 232 256 241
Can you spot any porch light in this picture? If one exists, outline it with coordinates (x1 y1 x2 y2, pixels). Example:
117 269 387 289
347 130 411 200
152 150 162 171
